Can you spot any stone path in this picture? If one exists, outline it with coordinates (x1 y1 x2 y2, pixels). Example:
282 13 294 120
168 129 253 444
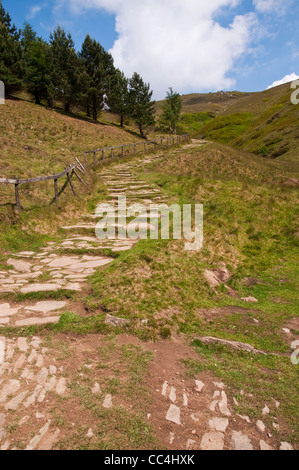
0 142 295 450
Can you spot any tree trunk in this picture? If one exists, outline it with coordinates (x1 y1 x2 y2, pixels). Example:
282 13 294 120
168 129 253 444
120 114 124 128
35 88 41 105
139 123 146 139
87 101 91 118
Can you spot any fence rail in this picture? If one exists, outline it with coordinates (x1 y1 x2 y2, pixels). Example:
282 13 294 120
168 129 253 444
83 134 190 165
0 133 190 213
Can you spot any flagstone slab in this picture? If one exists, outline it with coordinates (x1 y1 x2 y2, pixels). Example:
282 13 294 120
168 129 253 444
7 259 32 273
25 301 67 314
14 316 61 327
20 283 64 294
0 303 22 317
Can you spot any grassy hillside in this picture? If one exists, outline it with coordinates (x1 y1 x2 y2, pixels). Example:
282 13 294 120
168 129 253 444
89 141 299 438
195 83 299 162
0 98 144 256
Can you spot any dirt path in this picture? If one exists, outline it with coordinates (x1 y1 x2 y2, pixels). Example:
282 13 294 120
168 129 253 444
0 144 293 450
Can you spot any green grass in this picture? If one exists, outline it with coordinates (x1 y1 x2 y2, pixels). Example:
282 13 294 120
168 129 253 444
87 141 299 441
198 113 255 143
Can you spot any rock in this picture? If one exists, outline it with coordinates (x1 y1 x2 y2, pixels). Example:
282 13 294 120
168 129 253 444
186 439 197 450
0 303 21 317
162 381 168 396
169 386 176 403
91 383 101 394
260 440 272 450
231 431 253 451
209 418 229 432
256 420 266 433
241 297 259 303
5 391 28 410
0 380 20 403
20 283 63 294
103 394 113 409
0 337 5 364
282 328 291 334
25 301 67 314
7 259 32 272
14 316 60 327
105 314 129 327
17 337 28 352
204 268 230 288
197 336 267 355
201 432 224 451
237 414 251 424
86 428 93 438
166 405 181 425
195 380 205 392
280 442 293 451
218 391 231 416
56 378 67 396
262 405 270 415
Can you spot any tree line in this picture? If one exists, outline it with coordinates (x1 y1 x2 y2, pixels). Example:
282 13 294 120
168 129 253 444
0 2 182 138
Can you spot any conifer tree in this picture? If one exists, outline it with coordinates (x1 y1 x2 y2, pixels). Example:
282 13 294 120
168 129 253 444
49 26 79 111
0 1 23 96
108 69 129 127
79 34 115 121
159 88 182 134
128 72 155 138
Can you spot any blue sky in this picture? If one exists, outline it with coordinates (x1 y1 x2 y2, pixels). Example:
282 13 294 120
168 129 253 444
2 0 299 99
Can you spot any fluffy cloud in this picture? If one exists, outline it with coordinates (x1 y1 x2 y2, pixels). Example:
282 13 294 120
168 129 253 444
63 0 258 99
267 73 299 89
253 0 293 13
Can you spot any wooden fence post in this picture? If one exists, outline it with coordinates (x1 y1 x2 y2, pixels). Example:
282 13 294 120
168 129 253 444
84 152 87 166
54 175 58 205
66 167 76 196
111 148 113 158
14 176 20 213
134 144 136 155
121 146 124 157
93 151 96 165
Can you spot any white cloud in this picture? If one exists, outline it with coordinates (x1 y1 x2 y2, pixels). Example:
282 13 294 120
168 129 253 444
253 0 293 14
27 5 43 20
267 73 299 89
63 0 258 99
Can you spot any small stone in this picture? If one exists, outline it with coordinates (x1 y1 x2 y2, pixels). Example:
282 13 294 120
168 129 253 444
195 380 205 392
36 413 45 419
233 398 239 406
86 428 93 438
241 296 259 303
237 414 251 424
256 420 266 433
103 394 113 409
282 328 291 334
260 440 272 450
161 381 168 397
0 380 20 403
209 418 229 432
213 382 225 389
91 383 100 394
280 442 293 451
169 386 176 403
262 405 270 416
219 391 231 416
56 377 67 396
201 432 224 451
169 432 175 444
166 405 181 425
273 423 280 431
17 338 28 352
231 431 253 451
19 416 30 426
187 439 196 450
5 391 28 410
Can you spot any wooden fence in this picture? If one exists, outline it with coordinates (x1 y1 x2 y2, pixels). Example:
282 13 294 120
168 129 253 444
0 159 87 213
0 133 190 212
83 133 190 166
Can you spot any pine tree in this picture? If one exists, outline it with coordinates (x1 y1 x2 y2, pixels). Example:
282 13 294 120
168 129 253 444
108 69 129 127
159 88 182 134
49 26 79 112
0 1 23 97
79 34 115 121
128 72 155 139
22 23 49 105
